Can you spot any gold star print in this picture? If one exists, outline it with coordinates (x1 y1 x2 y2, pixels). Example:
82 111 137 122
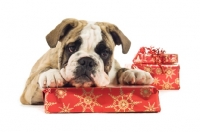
175 78 179 85
55 89 67 98
160 79 174 90
156 68 162 75
134 56 142 63
59 103 73 113
44 89 57 113
171 55 178 63
165 67 176 79
153 77 160 85
144 65 154 74
163 54 169 63
144 102 159 112
106 89 141 112
150 57 155 63
140 88 152 98
74 89 102 112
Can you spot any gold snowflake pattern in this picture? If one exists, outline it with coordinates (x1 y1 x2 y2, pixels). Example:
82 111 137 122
150 57 155 63
144 66 154 74
153 77 160 85
156 68 162 75
165 67 176 79
140 88 152 98
144 102 159 112
44 89 57 113
171 55 178 63
163 54 169 63
134 56 142 63
160 79 174 90
74 89 102 112
59 103 73 113
175 78 179 84
106 89 141 112
55 89 67 98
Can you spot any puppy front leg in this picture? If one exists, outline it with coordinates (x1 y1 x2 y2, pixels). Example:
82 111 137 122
20 69 65 105
20 71 43 105
117 68 154 85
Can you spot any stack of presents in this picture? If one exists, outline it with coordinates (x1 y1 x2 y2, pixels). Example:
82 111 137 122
43 46 180 113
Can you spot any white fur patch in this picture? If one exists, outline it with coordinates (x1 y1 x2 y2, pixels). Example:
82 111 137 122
38 69 65 89
119 69 154 85
79 21 102 52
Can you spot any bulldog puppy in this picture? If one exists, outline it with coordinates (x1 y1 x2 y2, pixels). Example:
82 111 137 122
20 18 154 105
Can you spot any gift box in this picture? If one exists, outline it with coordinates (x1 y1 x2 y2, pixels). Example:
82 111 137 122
132 64 180 90
43 86 161 113
133 47 178 64
132 47 180 90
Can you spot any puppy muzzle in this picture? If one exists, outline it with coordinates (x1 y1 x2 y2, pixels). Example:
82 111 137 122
75 57 96 81
60 54 110 87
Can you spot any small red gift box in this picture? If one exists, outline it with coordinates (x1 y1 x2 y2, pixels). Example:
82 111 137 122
132 47 180 90
133 47 178 64
43 86 161 113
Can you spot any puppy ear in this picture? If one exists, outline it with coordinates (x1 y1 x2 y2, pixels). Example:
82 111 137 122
103 23 131 54
109 24 131 54
46 18 78 48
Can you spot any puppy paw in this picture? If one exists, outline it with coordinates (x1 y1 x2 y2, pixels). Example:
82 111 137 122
38 69 65 89
119 69 154 85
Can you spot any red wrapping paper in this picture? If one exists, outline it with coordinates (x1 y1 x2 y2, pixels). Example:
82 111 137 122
134 53 178 64
43 86 161 113
132 64 180 90
132 46 180 90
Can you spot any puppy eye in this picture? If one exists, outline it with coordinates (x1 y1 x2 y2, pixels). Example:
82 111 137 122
101 51 109 58
68 46 76 53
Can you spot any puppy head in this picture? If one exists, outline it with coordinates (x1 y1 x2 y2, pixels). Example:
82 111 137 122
46 18 131 87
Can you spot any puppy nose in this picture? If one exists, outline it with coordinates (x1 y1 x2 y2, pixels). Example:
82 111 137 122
78 57 96 68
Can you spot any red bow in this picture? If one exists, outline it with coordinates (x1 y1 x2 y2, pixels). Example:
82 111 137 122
139 46 166 73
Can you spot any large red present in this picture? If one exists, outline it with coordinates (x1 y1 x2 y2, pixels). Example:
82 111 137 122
132 46 180 90
43 86 161 113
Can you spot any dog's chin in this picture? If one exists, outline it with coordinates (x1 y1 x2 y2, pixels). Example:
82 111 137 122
69 75 95 88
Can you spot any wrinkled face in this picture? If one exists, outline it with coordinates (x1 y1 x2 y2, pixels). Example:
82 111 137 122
60 22 114 87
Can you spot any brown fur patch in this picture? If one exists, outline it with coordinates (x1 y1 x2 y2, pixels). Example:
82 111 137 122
116 68 129 84
96 22 131 54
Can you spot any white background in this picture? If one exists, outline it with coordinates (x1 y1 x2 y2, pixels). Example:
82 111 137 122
0 0 200 132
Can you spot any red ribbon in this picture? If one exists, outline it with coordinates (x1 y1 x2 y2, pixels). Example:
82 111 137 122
138 46 166 73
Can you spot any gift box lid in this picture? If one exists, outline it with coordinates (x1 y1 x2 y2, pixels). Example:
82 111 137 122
133 47 178 64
